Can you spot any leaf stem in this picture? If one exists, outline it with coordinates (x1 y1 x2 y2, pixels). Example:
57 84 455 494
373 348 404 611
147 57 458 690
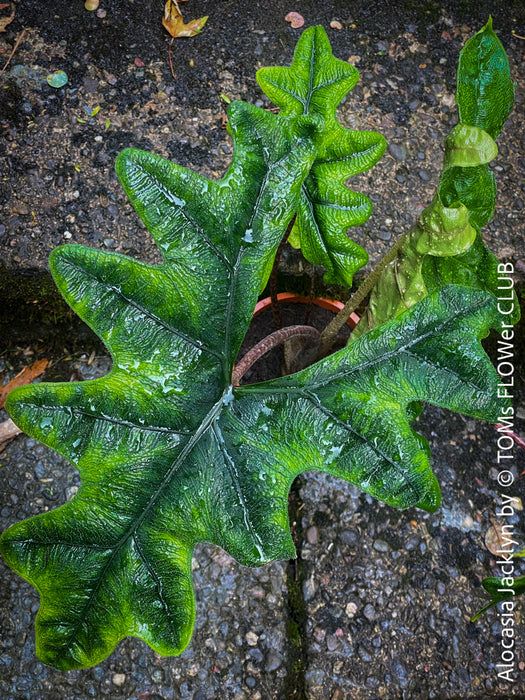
317 227 411 356
232 324 319 385
270 214 297 330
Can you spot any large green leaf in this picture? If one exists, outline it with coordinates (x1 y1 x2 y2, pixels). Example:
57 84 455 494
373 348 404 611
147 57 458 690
355 20 514 338
1 263 504 668
0 100 318 670
257 26 386 287
0 25 508 672
423 231 520 326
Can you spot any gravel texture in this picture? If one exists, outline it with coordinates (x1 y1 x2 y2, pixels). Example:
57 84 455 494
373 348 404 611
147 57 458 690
1 1 525 698
1 0 524 289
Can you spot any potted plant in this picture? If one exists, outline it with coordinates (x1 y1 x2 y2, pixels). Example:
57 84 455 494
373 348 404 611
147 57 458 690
0 21 521 671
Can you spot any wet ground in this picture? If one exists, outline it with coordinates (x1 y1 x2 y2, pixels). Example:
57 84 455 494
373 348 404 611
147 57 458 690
1 1 525 698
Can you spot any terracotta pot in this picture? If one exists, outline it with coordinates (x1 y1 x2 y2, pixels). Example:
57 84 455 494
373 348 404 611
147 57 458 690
253 292 360 329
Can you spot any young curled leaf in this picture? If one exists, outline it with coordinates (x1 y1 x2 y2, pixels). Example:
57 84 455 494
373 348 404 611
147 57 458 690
354 19 515 339
353 196 477 339
443 124 497 169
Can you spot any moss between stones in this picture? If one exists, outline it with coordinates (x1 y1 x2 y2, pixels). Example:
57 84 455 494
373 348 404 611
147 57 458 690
283 477 308 700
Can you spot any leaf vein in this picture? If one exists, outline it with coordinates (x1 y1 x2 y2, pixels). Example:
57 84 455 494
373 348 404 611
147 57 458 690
128 159 233 273
212 422 266 559
60 258 222 362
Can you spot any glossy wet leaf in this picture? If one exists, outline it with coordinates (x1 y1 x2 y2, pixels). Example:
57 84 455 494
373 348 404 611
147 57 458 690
423 232 520 326
456 17 515 140
1 269 504 668
1 99 318 670
257 26 386 287
0 23 509 672
424 19 517 318
355 19 514 337
353 196 477 340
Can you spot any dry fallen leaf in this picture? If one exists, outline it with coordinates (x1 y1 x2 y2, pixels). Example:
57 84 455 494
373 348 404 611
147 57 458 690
163 0 207 38
0 2 14 32
285 12 304 29
0 359 48 409
0 417 22 453
485 522 509 556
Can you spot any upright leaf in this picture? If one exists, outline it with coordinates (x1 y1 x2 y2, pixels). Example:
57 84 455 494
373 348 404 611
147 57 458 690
424 18 517 314
257 26 386 287
355 19 515 338
456 16 515 139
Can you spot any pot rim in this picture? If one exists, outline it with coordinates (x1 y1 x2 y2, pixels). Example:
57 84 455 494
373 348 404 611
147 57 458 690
253 292 360 329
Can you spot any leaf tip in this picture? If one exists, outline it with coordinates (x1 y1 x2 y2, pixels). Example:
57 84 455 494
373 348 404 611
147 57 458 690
417 480 442 513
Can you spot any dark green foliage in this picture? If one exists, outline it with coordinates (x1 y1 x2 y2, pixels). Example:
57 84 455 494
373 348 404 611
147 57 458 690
257 26 386 287
0 23 515 670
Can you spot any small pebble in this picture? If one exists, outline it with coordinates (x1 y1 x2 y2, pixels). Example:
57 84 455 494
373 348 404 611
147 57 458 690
419 170 430 182
388 143 407 160
373 539 390 552
340 530 357 545
245 631 258 646
306 525 319 544
461 515 474 529
112 673 126 686
358 645 372 662
265 650 282 672
345 602 357 617
391 660 409 688
363 603 376 621
326 634 339 651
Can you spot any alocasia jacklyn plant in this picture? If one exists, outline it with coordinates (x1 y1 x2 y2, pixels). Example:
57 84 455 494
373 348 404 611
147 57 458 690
0 21 521 670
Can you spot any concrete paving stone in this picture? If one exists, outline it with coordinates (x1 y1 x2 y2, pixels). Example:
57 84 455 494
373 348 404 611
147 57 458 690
298 405 525 699
0 359 290 700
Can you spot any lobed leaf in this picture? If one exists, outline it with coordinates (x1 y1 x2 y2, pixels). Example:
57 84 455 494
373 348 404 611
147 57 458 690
1 101 318 670
258 26 386 287
0 23 510 673
1 279 504 670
